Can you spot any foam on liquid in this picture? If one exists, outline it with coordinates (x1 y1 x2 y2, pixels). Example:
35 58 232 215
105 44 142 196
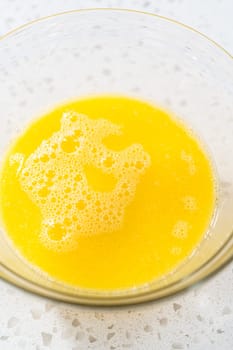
11 112 151 252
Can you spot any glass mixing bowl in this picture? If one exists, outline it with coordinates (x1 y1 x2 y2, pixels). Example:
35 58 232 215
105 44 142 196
0 9 232 305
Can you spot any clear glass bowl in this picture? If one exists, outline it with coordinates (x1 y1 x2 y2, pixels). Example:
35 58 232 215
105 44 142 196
0 9 232 305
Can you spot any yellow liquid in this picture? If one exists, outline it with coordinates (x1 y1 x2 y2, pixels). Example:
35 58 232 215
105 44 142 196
0 96 215 290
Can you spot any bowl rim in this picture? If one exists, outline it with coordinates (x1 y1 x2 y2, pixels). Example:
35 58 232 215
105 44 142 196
0 7 232 306
1 7 232 60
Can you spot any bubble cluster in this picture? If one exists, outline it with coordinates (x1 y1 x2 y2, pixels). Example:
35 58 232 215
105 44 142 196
170 246 182 256
172 220 189 239
182 196 198 211
11 112 151 252
181 150 196 175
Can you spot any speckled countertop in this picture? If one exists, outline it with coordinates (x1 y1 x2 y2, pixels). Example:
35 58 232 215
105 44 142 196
0 1 233 349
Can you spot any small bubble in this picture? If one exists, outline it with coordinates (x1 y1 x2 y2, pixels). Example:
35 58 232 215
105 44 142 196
171 246 182 255
38 187 50 197
40 154 49 162
103 157 114 168
46 223 66 241
61 136 80 153
76 200 86 210
70 115 78 122
46 170 55 178
122 183 128 189
135 161 144 169
63 218 71 226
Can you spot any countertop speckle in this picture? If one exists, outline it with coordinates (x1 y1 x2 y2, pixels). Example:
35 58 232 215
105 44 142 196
0 1 233 349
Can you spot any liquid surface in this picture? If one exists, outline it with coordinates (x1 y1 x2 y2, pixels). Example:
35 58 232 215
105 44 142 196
0 96 215 290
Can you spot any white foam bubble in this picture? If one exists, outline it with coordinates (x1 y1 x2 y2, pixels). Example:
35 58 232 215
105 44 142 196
182 196 197 211
170 246 182 256
172 220 189 239
181 150 196 175
11 112 151 252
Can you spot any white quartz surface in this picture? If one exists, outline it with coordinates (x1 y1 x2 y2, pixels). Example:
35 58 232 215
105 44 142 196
0 1 233 349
